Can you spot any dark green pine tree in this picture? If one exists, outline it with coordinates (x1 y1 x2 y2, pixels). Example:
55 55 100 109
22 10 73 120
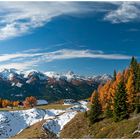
135 64 140 113
105 100 113 118
130 56 137 70
113 81 128 122
130 57 140 112
136 65 140 93
130 56 138 90
88 90 102 124
135 95 140 114
113 70 117 81
0 98 2 108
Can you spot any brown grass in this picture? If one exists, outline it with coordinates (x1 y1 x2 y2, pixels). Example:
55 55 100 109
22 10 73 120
36 103 71 110
60 112 140 139
0 103 71 111
11 119 57 139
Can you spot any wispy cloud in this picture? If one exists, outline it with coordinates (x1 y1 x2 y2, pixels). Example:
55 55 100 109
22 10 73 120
40 49 131 62
0 2 139 40
1 2 140 40
104 2 140 23
0 60 38 70
0 2 98 40
0 52 42 62
0 49 131 70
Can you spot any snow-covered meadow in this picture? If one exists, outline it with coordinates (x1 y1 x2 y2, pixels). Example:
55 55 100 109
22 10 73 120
0 100 88 138
43 111 77 136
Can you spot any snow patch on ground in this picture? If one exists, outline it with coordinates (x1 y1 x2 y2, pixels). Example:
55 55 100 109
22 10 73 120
0 108 64 138
0 100 88 138
37 99 48 105
66 105 86 112
43 111 77 136
79 100 89 110
66 100 89 112
79 100 88 106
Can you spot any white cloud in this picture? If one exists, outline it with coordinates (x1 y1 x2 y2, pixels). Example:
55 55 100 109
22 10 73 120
0 49 131 70
0 52 42 62
0 2 94 40
104 2 140 23
0 60 38 70
0 2 139 40
41 49 131 62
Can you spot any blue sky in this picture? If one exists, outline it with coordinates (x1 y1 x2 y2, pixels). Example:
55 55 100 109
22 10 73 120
0 1 140 76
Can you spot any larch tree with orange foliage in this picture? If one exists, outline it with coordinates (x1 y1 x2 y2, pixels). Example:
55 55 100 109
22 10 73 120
108 81 118 110
116 72 123 84
24 96 37 108
123 68 129 83
13 101 20 107
89 57 140 122
126 68 136 112
90 91 94 104
2 99 10 108
98 80 111 112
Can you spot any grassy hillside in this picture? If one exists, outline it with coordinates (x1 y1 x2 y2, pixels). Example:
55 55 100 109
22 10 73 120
0 103 71 111
60 112 140 139
11 120 57 139
10 110 140 139
36 103 71 110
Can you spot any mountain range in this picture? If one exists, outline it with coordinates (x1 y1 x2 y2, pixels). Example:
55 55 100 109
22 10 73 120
0 68 112 102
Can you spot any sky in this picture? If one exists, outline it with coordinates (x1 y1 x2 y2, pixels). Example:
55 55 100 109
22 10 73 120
0 1 140 76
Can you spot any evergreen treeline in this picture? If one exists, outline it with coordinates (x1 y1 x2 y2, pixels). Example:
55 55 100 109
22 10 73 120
89 56 140 123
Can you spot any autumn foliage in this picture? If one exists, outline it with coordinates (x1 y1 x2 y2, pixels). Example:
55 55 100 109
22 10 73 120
89 56 140 122
0 99 19 108
2 99 10 108
24 96 37 108
13 101 20 107
0 96 37 108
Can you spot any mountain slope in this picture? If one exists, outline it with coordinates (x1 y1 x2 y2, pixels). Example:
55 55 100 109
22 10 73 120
0 69 112 102
11 119 57 139
0 108 64 138
60 112 140 139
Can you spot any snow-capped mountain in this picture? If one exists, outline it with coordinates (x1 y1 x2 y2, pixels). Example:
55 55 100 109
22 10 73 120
0 68 111 83
0 68 22 80
23 70 47 80
45 71 63 80
45 70 111 82
45 71 86 81
91 74 112 83
0 68 112 102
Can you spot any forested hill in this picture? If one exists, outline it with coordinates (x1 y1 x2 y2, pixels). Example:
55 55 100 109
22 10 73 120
88 56 140 127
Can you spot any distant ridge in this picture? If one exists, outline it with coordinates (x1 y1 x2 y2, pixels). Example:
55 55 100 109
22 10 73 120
0 68 112 102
